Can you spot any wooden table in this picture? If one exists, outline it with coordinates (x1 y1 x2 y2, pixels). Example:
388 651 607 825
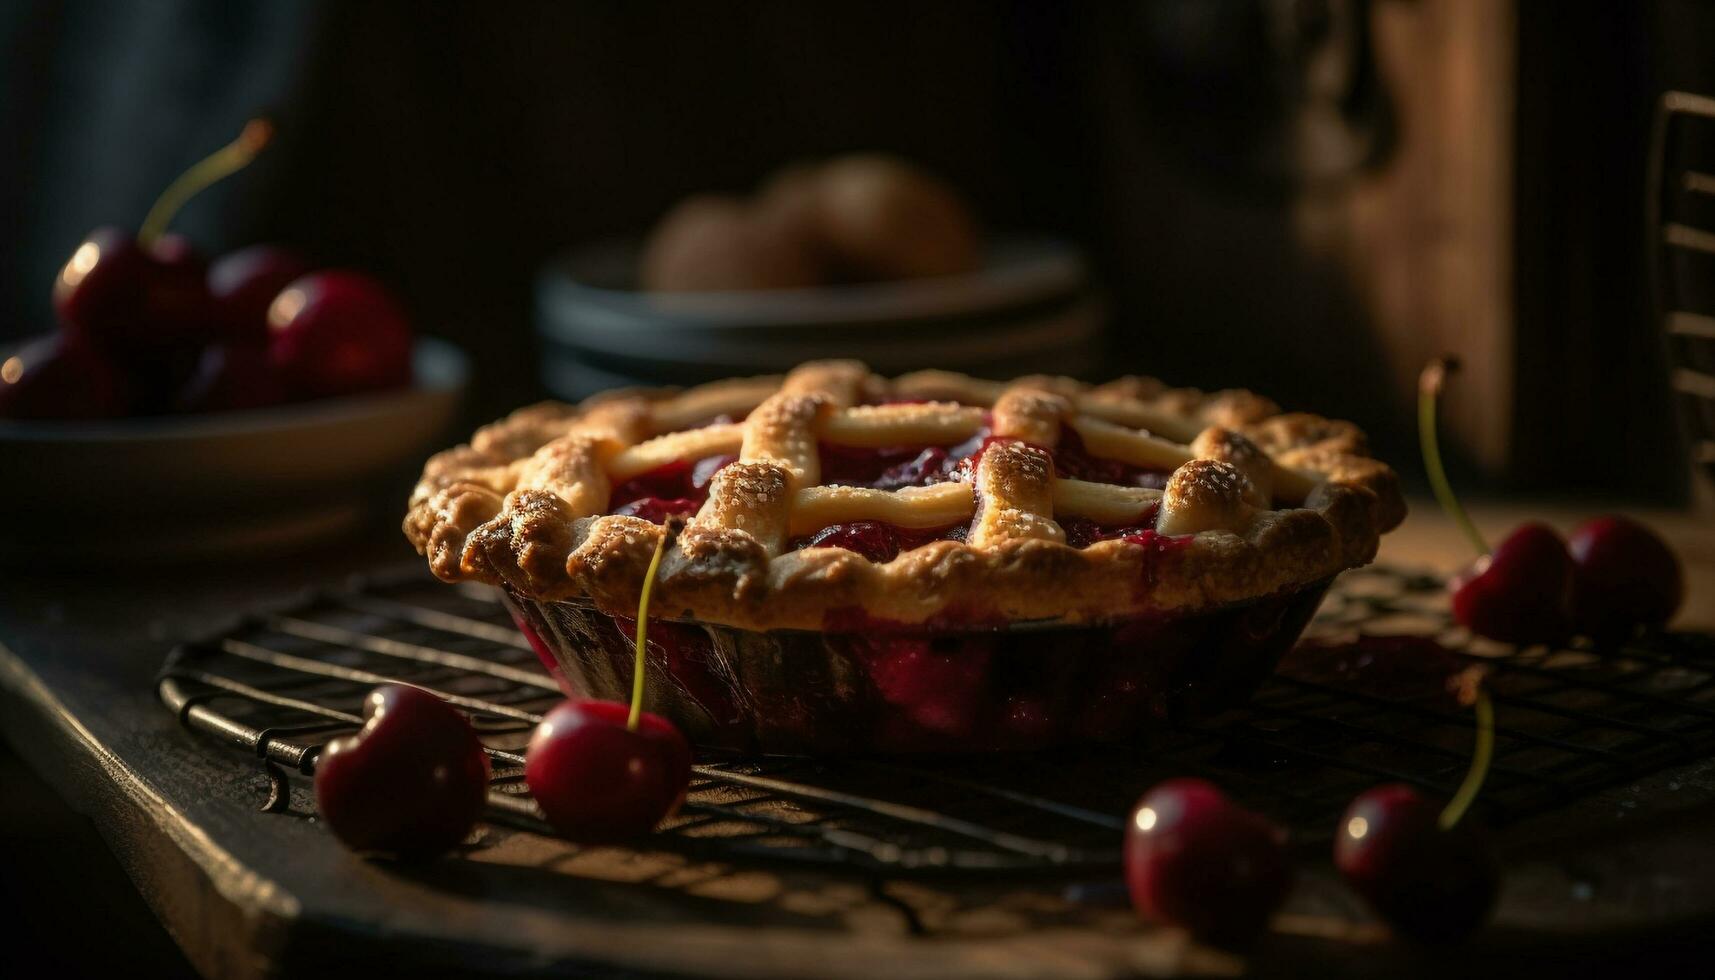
4 501 1714 978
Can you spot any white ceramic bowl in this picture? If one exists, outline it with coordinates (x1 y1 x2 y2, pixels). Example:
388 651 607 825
0 337 468 562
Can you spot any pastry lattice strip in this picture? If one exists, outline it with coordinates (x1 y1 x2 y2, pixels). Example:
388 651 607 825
415 359 1352 568
659 362 1315 557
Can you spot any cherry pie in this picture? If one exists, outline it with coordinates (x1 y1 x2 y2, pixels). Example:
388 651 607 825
406 360 1404 633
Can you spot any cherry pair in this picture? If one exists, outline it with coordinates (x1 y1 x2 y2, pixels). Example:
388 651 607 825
1420 360 1683 646
1128 670 1498 947
1124 778 1498 947
1451 516 1681 645
314 529 692 858
313 686 690 857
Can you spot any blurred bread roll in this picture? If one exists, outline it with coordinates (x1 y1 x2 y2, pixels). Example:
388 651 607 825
755 163 825 239
640 195 822 292
810 155 980 281
640 156 981 291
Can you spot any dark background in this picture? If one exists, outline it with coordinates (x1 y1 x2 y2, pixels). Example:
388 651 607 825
4 1 1710 496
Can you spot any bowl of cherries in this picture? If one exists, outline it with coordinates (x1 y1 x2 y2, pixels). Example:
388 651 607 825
0 120 468 561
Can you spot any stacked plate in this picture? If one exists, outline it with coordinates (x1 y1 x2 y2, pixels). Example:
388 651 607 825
535 236 1102 399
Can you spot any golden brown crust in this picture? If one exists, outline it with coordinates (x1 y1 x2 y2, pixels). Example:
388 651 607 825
404 361 1406 631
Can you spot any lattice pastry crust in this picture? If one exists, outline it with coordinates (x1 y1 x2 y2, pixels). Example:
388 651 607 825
405 361 1405 631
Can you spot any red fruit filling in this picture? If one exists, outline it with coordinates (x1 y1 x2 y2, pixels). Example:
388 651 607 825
790 519 969 562
857 635 995 740
1052 424 1171 489
1060 504 1164 548
615 425 1182 554
819 429 990 489
611 615 744 734
607 453 735 522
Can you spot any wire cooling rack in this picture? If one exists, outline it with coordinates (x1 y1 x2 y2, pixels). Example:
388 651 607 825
157 565 1715 878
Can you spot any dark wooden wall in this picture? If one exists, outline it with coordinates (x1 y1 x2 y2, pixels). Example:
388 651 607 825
2 1 1705 497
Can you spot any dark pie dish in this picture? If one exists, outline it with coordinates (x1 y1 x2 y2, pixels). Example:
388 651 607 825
504 581 1332 754
406 361 1405 753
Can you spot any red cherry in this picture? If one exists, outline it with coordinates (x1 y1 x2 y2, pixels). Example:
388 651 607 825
0 335 130 419
1334 784 1498 943
208 245 312 344
146 233 215 331
1125 778 1292 946
1450 523 1574 645
175 343 289 413
155 236 218 341
53 121 270 355
53 226 135 330
54 226 154 342
267 270 414 398
53 228 211 349
313 685 490 857
1568 516 1683 639
1420 362 1571 646
524 700 691 843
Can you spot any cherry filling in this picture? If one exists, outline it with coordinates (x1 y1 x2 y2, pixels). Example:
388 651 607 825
1052 424 1171 490
803 431 1180 557
625 427 1174 554
792 519 969 562
818 428 989 490
607 454 735 523
818 444 950 489
792 431 989 559
1060 504 1164 549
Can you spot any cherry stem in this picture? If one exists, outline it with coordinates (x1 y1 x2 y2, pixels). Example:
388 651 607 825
1439 689 1494 830
138 118 274 247
627 525 673 732
1417 358 1489 558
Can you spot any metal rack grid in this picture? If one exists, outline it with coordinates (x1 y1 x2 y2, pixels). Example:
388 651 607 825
157 565 1715 878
